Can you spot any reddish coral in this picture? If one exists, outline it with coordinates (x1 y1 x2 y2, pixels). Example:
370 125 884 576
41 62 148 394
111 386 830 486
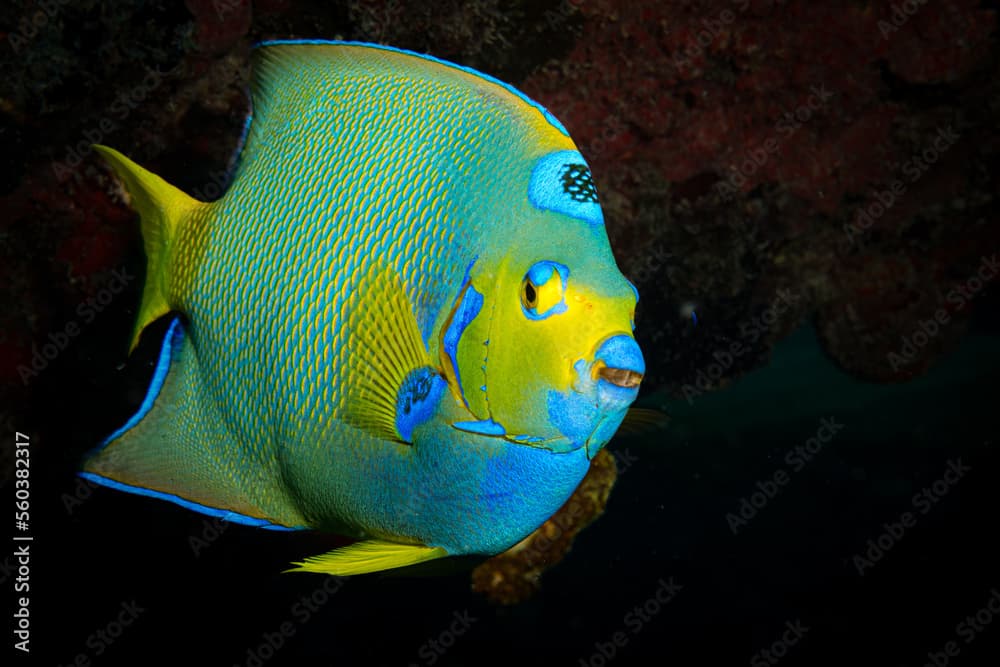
521 1 966 212
185 0 252 57
884 0 996 83
815 253 969 383
518 0 996 386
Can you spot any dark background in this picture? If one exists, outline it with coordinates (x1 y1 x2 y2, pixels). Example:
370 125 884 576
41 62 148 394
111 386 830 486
3 1 999 665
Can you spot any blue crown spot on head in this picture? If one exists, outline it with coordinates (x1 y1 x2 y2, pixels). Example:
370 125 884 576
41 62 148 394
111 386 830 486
528 150 605 227
560 163 598 203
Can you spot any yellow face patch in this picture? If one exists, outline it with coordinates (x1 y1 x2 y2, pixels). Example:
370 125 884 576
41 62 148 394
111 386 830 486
468 256 638 445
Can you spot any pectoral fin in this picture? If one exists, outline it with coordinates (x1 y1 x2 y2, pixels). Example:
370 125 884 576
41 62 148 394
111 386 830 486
618 407 669 435
341 262 446 443
286 539 449 576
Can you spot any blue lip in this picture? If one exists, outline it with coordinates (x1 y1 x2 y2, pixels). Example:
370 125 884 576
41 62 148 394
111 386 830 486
597 379 639 400
594 334 645 376
594 334 644 409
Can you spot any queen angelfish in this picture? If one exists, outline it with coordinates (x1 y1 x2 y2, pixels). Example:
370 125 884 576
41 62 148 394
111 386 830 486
83 40 645 575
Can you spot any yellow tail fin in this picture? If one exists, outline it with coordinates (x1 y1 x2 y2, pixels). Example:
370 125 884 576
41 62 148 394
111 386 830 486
93 145 206 352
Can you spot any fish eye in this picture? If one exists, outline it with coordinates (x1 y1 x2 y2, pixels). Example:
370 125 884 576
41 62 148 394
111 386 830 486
523 281 538 309
520 261 569 320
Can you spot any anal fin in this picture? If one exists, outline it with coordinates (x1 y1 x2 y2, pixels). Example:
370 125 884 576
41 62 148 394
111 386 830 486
83 317 306 530
286 539 449 576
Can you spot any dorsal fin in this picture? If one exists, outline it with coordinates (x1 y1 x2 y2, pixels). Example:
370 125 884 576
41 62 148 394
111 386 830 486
248 39 571 134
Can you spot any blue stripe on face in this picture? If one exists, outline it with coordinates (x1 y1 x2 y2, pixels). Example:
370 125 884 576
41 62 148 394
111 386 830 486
452 419 506 436
442 263 484 406
506 434 547 444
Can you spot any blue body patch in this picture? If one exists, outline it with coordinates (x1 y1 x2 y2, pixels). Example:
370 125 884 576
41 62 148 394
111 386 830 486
453 419 506 436
546 389 596 453
254 39 569 136
395 367 447 442
528 150 604 226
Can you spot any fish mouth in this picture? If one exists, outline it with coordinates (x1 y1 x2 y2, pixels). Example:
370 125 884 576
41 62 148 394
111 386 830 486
590 334 645 392
596 365 643 389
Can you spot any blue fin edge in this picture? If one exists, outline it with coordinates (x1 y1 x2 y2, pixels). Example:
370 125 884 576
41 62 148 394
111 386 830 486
79 472 303 531
91 316 185 453
252 39 570 137
224 109 254 187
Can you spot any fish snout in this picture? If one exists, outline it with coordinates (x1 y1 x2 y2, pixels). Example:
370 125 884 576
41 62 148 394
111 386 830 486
591 334 645 406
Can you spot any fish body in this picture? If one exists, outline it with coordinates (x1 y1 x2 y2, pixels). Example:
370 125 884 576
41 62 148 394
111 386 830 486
84 41 644 575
